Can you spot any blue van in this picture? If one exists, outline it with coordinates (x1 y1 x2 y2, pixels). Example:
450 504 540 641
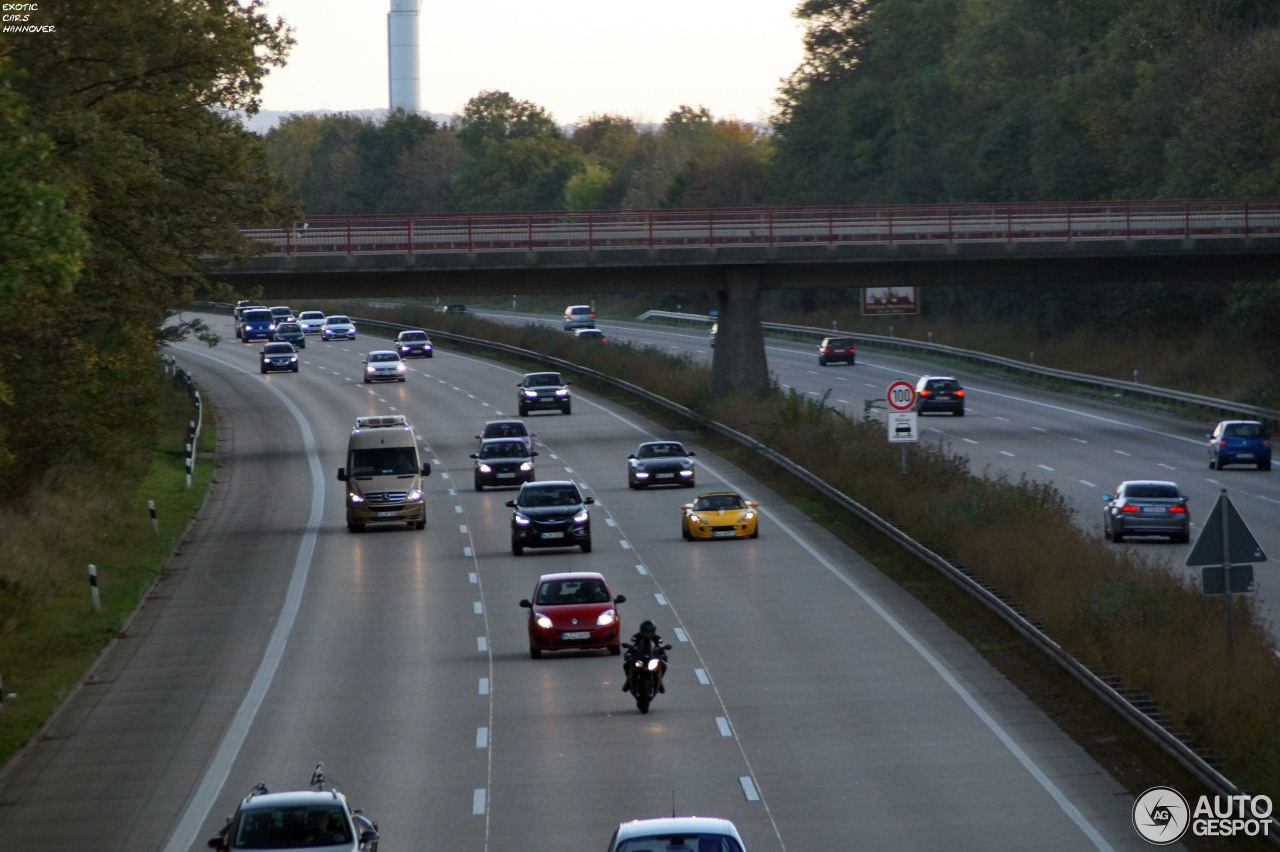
239 308 276 343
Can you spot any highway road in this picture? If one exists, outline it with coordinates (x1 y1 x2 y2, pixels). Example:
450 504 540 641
0 309 1160 850
523 311 1278 635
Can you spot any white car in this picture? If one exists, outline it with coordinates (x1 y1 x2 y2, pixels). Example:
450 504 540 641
207 767 379 852
322 315 357 341
297 310 327 334
606 817 746 852
362 350 406 383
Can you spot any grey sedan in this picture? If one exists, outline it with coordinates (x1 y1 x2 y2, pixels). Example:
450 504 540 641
1103 480 1190 543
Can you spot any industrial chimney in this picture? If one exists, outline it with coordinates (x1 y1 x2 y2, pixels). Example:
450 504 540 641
388 0 421 113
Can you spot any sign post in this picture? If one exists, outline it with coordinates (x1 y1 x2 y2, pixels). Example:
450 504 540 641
885 382 917 473
1186 489 1267 655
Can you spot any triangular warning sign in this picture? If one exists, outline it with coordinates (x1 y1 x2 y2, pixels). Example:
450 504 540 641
1186 491 1267 567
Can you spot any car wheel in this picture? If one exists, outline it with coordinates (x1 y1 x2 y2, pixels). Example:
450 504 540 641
562 404 572 415
682 523 692 541
511 541 522 556
426 352 433 358
415 520 426 530
818 357 826 366
684 479 695 488
530 647 542 659
518 406 528 417
1208 457 1217 470
291 365 298 373
474 477 483 492
398 376 405 382
260 366 267 373
956 408 965 417
1111 524 1124 543
608 643 621 656
580 538 592 553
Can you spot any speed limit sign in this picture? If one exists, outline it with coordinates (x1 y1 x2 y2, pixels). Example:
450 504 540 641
886 380 916 411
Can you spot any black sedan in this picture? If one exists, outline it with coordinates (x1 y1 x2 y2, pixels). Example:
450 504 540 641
396 329 433 358
517 372 572 416
258 342 299 373
471 438 536 490
506 480 594 555
627 441 696 488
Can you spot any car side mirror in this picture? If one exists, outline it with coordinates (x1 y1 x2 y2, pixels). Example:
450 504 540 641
519 599 532 608
687 451 696 456
584 496 596 504
1102 494 1113 501
505 500 517 508
530 450 539 457
613 594 626 604
683 504 693 510
469 453 479 459
337 468 347 482
208 838 227 851
421 463 432 476
475 434 482 439
628 454 636 460
359 830 378 845
662 644 673 651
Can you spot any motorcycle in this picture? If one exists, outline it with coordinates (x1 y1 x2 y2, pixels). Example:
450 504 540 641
622 637 671 713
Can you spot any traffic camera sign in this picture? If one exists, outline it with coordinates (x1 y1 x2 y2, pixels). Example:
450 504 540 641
887 381 915 411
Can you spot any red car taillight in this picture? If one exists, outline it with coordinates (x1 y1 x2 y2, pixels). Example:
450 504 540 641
1120 505 1140 513
1169 505 1187 514
918 389 930 397
954 389 965 397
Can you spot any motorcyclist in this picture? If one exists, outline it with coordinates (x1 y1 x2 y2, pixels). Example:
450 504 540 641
622 619 668 694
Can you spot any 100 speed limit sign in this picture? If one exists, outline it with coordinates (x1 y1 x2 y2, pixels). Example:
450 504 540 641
887 380 915 411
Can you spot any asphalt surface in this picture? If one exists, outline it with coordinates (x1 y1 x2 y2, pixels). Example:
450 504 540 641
0 311 1170 850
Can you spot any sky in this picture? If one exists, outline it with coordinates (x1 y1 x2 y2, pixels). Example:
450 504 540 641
252 0 808 125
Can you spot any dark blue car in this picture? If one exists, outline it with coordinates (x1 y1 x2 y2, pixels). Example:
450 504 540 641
239 308 276 343
1208 420 1271 471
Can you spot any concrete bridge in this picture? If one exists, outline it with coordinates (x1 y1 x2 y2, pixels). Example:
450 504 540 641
209 199 1280 395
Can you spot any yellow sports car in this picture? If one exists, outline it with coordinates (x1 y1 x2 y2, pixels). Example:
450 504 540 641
680 491 760 540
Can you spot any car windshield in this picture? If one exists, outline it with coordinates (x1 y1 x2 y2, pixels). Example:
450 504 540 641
327 316 349 324
694 494 742 511
264 344 292 354
826 338 852 347
480 441 526 459
400 332 428 342
536 578 609 605
233 804 351 849
614 835 743 852
245 311 272 322
519 486 581 507
1224 423 1266 438
638 443 684 459
1124 484 1181 499
525 373 562 387
277 324 301 333
299 312 324 319
350 447 417 476
927 379 960 391
369 353 399 363
484 422 528 438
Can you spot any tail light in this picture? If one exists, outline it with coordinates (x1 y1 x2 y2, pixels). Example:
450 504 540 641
1169 505 1187 514
954 389 965 397
918 389 931 397
1120 505 1140 513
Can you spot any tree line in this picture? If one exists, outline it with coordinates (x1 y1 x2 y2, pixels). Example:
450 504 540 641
2 0 1278 499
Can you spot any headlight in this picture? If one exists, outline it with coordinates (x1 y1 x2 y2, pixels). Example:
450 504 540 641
647 658 661 671
523 390 538 399
395 363 406 372
407 489 423 501
349 492 364 504
400 346 409 353
519 461 533 472
262 358 271 364
514 513 530 526
688 512 703 524
743 511 755 521
679 469 693 477
596 608 617 626
555 388 569 397
534 613 553 629
289 357 297 363
635 471 649 479
573 508 589 523
477 463 492 473
366 365 377 374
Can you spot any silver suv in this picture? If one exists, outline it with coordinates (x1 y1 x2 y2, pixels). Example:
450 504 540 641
207 765 379 852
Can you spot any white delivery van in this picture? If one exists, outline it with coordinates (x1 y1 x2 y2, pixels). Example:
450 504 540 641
336 415 431 532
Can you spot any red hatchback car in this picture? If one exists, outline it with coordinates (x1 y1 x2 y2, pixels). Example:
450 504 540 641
519 572 626 658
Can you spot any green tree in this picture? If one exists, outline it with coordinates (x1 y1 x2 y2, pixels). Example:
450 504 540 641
0 0 296 496
455 90 561 156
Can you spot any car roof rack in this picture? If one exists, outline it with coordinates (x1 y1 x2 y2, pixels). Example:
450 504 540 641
354 415 408 430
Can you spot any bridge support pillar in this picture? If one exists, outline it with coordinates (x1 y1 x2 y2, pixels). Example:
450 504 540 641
710 267 770 398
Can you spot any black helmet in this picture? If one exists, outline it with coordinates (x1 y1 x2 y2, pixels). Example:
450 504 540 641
639 620 657 636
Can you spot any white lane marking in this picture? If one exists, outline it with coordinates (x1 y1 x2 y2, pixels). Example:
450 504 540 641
963 438 979 444
695 668 710 685
606 518 617 526
477 637 487 652
479 678 489 695
635 564 648 575
1080 480 1096 488
1113 450 1130 456
1158 463 1177 470
654 593 667 606
1000 451 1015 457
455 505 464 513
476 728 488 748
463 547 473 558
473 602 483 615
1073 437 1088 443
460 525 468 534
716 717 733 737
620 540 631 550
469 572 478 584
472 789 486 815
740 777 760 802
673 627 688 642
1038 465 1055 472
1032 426 1047 432
164 351 327 852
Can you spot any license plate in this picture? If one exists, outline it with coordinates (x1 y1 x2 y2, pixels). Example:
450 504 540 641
375 511 398 518
1237 453 1254 459
497 473 516 479
561 631 590 640
540 531 564 539
656 473 675 479
1141 507 1167 513
935 394 950 400
713 530 736 538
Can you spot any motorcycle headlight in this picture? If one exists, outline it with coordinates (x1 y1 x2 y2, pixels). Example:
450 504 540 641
647 658 661 671
514 513 530 526
573 508 589 523
534 613 553 629
596 608 616 627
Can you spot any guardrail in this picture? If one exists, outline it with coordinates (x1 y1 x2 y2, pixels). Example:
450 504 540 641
341 312 1266 816
636 310 1280 426
242 198 1280 256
